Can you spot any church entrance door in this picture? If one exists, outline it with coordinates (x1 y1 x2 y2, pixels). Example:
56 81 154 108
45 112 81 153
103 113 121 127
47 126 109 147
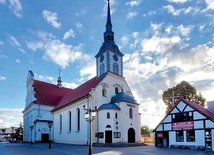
41 133 49 143
128 128 135 143
105 130 112 143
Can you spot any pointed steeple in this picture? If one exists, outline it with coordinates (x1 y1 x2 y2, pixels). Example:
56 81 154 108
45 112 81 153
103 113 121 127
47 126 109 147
95 0 124 77
57 69 62 88
106 0 112 32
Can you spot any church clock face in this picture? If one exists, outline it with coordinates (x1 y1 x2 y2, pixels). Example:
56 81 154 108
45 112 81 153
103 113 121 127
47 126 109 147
100 55 104 62
113 54 118 61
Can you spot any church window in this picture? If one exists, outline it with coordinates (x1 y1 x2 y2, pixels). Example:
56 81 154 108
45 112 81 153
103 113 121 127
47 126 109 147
59 114 62 133
106 125 111 128
129 108 133 119
176 131 184 142
113 63 118 74
115 112 118 119
102 85 107 97
77 108 80 131
108 35 110 40
172 112 193 122
100 63 105 75
115 87 119 94
107 112 110 119
186 130 195 142
68 111 71 132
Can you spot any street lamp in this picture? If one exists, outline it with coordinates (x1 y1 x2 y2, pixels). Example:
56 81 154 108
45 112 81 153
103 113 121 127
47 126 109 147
83 105 97 155
30 125 34 145
48 121 53 149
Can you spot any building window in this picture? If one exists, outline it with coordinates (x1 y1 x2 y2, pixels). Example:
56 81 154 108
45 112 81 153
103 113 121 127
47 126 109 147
100 63 104 75
172 112 193 122
68 111 71 132
129 108 133 119
113 63 118 74
107 112 110 119
102 86 107 97
115 87 119 94
176 131 184 142
114 132 121 138
77 108 80 131
59 114 62 133
186 130 195 142
115 112 118 119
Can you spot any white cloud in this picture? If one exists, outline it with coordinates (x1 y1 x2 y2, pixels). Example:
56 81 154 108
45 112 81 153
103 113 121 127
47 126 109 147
205 0 214 10
15 59 20 63
0 76 7 80
75 8 87 16
121 35 129 46
0 0 6 4
0 108 23 128
126 11 138 20
125 0 143 6
8 0 22 17
141 36 181 53
42 10 61 29
63 29 75 40
76 22 83 29
27 31 84 69
0 41 3 45
168 0 190 3
163 5 200 16
9 36 21 47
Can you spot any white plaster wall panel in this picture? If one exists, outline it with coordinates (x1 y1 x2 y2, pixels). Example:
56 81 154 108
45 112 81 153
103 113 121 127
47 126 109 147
177 101 186 112
212 130 214 151
194 111 206 120
169 131 176 146
206 120 214 128
184 106 194 112
156 125 163 131
164 124 172 130
194 120 204 129
195 130 205 146
163 115 171 123
171 108 179 114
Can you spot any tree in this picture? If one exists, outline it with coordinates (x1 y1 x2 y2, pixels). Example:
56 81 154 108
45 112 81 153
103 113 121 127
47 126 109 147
162 81 206 113
141 125 152 137
14 122 23 142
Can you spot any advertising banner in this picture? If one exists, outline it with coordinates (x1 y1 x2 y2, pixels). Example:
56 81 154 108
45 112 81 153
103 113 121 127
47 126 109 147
172 121 193 130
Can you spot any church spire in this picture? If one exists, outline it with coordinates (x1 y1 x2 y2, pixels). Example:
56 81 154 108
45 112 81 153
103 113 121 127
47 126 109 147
106 0 112 31
57 69 62 88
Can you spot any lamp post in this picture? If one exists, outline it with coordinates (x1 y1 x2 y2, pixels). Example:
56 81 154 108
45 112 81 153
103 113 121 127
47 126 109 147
83 105 97 155
48 121 53 149
30 125 34 145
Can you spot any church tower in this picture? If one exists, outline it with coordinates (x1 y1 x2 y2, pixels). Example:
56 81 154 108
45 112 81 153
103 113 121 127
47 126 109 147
95 0 124 77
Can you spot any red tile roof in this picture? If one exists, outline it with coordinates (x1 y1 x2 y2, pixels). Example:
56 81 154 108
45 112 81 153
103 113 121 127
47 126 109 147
34 80 71 106
52 75 106 111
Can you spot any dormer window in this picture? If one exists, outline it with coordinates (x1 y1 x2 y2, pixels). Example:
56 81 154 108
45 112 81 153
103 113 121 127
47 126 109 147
115 87 119 94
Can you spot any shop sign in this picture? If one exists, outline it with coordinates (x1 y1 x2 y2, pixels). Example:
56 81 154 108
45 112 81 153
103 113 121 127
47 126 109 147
172 121 193 130
157 133 163 138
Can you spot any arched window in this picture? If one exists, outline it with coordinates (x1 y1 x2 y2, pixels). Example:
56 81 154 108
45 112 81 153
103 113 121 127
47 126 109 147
107 112 110 119
115 112 118 119
113 63 118 74
68 111 71 132
115 87 119 94
59 114 62 133
77 108 80 131
102 85 107 97
100 63 104 75
129 108 133 119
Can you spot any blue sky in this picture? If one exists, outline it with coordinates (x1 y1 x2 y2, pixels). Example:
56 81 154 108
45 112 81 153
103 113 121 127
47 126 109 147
0 0 213 128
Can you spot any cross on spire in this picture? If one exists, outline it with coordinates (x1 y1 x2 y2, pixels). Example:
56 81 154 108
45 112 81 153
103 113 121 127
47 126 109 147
168 91 181 106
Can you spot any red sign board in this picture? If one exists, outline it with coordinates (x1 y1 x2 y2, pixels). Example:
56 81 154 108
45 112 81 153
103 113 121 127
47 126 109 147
172 121 193 130
157 133 163 138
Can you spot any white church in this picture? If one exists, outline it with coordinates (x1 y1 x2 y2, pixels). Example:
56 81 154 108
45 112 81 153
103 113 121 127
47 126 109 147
22 0 141 144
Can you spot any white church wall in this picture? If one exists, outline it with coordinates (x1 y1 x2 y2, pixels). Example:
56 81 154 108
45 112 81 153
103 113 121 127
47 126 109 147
53 99 88 144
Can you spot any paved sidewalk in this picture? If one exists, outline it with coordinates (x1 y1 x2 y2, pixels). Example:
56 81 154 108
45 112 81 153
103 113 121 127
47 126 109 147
1 142 214 155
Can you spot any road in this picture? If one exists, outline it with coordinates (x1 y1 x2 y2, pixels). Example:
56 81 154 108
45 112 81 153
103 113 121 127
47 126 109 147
0 143 214 155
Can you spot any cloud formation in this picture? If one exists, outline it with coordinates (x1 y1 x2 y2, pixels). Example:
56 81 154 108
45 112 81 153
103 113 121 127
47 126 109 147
8 0 22 17
42 10 61 29
63 29 75 40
